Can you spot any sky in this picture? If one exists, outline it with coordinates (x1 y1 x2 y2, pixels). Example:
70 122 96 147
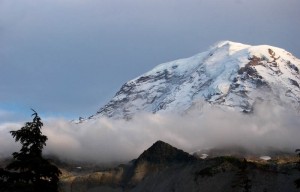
1 0 300 122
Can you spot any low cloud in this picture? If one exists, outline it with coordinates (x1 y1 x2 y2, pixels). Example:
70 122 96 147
1 103 300 163
0 122 21 158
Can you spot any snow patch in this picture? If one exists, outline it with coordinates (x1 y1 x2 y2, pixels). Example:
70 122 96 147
89 41 300 120
200 154 209 159
259 156 271 161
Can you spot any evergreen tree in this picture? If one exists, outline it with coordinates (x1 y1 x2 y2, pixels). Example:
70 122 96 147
0 110 61 192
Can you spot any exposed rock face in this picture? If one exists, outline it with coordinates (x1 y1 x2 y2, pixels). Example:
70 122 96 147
59 141 196 192
127 141 197 187
84 41 300 121
59 141 300 192
134 140 196 165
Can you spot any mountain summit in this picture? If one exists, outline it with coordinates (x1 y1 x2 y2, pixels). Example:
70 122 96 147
87 41 300 120
135 140 196 165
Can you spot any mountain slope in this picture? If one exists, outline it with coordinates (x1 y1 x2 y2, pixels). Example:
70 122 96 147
134 140 196 165
59 141 300 192
88 41 300 120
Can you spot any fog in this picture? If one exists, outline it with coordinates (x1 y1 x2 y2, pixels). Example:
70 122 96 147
1 103 299 163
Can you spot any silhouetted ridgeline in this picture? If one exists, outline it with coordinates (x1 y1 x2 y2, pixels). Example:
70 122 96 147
59 141 300 192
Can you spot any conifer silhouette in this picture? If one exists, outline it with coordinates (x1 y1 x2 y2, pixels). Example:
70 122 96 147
0 110 61 192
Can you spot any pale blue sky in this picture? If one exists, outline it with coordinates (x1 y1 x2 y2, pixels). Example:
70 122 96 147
1 0 299 122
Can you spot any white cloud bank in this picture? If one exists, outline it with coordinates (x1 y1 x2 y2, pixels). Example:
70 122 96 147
1 103 300 163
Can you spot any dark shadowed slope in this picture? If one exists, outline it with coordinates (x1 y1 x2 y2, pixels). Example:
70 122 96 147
59 141 300 192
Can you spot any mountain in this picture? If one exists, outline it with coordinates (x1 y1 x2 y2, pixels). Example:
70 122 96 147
124 140 197 188
59 141 300 192
87 41 300 120
134 140 196 165
59 140 198 192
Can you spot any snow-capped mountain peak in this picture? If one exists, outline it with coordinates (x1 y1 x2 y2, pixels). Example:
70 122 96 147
87 41 300 120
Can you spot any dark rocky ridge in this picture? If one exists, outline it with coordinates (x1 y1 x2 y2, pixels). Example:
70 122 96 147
59 141 300 192
134 140 196 165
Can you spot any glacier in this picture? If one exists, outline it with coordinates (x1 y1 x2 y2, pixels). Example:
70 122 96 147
84 41 300 120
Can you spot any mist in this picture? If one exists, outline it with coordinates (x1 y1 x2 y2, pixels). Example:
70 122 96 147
1 103 299 163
